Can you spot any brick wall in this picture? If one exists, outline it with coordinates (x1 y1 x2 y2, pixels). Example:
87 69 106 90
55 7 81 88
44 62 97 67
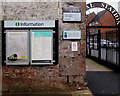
87 10 117 38
86 12 96 26
99 11 117 38
1 1 86 92
0 2 2 94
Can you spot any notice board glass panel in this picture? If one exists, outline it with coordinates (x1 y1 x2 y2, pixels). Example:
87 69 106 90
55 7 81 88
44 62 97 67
31 30 53 65
6 30 29 65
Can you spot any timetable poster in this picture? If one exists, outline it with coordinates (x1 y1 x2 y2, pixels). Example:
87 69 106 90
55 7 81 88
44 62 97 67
31 31 53 64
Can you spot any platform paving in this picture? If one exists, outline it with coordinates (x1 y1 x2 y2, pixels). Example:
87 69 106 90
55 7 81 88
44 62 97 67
2 89 93 96
86 58 113 71
86 58 119 96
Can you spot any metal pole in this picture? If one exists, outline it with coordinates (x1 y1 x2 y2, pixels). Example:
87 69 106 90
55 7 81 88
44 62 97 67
98 29 101 61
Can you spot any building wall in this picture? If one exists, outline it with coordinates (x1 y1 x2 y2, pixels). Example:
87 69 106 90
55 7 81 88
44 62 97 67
0 2 2 95
99 11 117 38
1 1 86 92
86 12 96 26
87 11 117 39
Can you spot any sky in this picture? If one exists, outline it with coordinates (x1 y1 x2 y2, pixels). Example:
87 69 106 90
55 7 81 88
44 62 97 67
86 0 120 14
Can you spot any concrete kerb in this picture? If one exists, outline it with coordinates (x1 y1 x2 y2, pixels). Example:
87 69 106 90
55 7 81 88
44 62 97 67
2 88 93 96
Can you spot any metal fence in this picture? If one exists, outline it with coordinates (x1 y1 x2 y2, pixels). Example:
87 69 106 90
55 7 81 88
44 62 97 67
106 30 119 66
87 28 119 68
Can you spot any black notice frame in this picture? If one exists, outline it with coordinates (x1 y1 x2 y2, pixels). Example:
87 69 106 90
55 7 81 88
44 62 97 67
2 20 59 65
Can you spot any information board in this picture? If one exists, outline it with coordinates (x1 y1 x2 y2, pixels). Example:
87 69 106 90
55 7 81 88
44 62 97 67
31 30 53 65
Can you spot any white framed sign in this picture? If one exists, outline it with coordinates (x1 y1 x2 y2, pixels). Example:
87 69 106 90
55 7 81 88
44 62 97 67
63 31 81 39
71 42 78 51
63 7 81 22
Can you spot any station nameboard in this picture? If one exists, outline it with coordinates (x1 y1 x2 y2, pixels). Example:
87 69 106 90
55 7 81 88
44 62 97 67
87 2 120 25
4 20 55 28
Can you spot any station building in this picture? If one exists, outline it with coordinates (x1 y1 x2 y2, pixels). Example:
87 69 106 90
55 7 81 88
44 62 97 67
0 0 86 92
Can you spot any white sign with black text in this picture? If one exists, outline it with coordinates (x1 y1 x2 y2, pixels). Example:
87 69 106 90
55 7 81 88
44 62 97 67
71 42 78 51
63 7 81 22
63 13 81 21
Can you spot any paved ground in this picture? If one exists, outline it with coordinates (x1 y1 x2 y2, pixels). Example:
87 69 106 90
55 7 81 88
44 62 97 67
2 89 93 96
86 58 113 71
86 58 120 96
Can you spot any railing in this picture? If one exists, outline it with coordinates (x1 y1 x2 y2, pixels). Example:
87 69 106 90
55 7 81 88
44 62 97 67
87 28 119 68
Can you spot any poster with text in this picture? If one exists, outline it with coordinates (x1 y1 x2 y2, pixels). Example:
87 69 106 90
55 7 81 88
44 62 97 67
6 30 28 65
31 31 53 64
